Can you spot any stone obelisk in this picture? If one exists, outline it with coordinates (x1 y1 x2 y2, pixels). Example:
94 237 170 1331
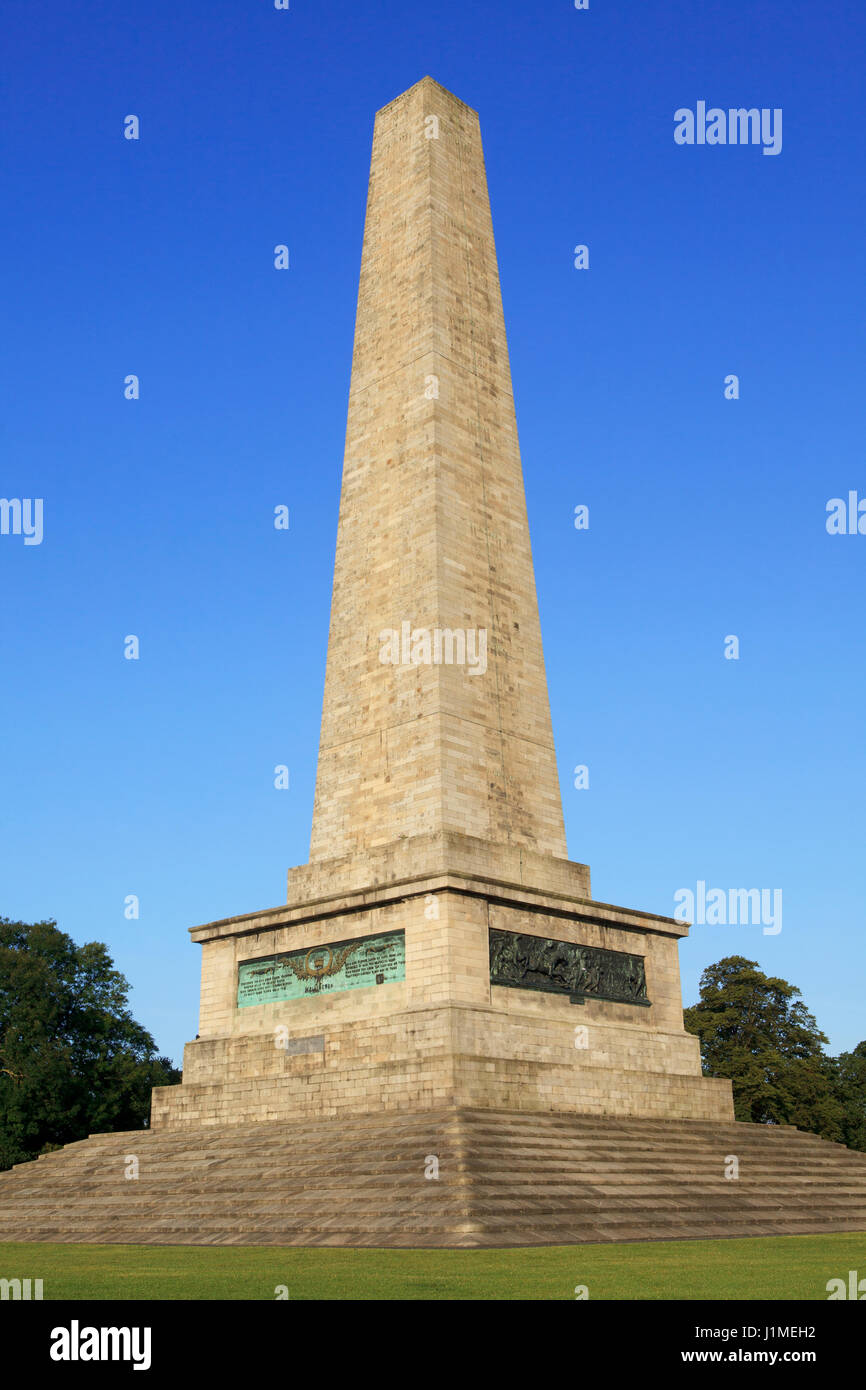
152 79 733 1131
310 77 567 864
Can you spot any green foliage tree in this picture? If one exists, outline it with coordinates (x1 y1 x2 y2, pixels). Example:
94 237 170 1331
683 955 847 1142
0 917 180 1170
830 1041 866 1152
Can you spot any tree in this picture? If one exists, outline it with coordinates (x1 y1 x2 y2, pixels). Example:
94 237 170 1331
831 1041 866 1152
684 955 846 1141
0 917 180 1170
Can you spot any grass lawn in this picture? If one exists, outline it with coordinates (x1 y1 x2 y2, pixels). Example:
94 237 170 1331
1 1233 864 1300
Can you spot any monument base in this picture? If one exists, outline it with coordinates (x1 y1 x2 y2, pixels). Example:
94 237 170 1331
151 1007 731 1129
152 832 733 1130
3 1106 865 1247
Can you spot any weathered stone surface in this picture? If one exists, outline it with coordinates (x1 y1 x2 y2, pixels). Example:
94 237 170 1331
309 77 569 863
2 1109 865 1247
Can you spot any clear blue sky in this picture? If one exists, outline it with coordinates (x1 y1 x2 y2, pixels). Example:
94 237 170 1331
1 0 864 1063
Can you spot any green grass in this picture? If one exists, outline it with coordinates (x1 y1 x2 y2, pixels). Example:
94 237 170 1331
1 1233 865 1299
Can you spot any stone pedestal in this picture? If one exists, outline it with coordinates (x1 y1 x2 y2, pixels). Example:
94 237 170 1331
152 833 732 1128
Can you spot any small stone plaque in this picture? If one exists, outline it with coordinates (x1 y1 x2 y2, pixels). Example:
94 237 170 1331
281 1034 325 1055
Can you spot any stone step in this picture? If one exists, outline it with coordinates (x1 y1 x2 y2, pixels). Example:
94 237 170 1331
2 1107 864 1247
7 1168 860 1191
2 1201 861 1229
2 1183 860 1207
19 1137 852 1158
19 1135 858 1162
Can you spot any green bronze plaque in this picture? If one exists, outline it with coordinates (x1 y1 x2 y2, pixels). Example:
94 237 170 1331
489 928 649 1006
237 929 405 1008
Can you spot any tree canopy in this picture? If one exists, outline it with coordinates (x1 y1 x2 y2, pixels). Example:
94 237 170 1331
684 955 864 1148
0 917 180 1170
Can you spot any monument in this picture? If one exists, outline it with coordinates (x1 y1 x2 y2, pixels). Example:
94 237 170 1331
3 79 864 1248
152 75 732 1131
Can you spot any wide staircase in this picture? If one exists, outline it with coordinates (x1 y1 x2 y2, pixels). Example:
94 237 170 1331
0 1109 864 1246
